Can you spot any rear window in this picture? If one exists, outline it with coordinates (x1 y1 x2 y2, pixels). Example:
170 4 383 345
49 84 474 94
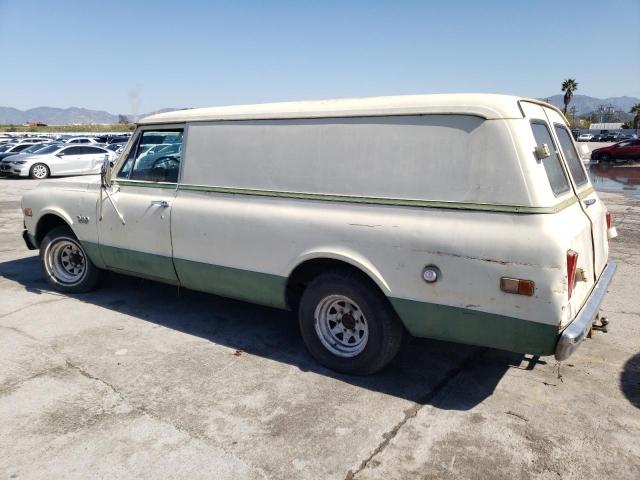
554 125 588 186
530 122 570 196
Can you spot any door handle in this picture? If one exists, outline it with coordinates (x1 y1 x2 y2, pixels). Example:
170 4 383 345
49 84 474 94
583 198 596 208
150 200 170 208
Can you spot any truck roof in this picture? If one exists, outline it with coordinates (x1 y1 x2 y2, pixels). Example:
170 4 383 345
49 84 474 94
138 93 563 125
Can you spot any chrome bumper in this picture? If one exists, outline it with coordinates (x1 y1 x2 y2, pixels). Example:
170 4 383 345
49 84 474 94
555 261 617 361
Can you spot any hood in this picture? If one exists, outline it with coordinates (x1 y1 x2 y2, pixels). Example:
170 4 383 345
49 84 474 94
0 152 24 160
33 174 102 192
11 153 49 162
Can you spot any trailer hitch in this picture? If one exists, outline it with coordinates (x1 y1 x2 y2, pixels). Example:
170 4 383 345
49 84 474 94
588 316 609 337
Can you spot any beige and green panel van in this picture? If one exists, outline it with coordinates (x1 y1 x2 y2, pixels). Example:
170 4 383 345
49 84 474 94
21 94 617 374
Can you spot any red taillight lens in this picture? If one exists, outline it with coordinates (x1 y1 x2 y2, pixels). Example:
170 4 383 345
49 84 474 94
567 250 578 299
606 211 612 229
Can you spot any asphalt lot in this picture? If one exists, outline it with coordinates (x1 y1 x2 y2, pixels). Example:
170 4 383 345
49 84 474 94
1 176 639 479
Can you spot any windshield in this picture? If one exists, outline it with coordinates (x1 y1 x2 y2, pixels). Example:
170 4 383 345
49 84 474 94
0 144 15 153
23 143 50 153
34 144 62 155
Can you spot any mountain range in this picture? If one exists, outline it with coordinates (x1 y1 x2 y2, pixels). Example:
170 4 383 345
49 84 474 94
541 94 639 116
0 107 178 125
1 95 638 125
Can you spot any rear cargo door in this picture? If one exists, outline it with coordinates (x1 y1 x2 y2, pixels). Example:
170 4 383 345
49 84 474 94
543 108 609 278
520 101 596 325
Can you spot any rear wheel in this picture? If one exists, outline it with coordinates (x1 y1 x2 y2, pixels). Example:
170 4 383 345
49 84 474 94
40 225 104 293
299 271 403 375
30 163 50 179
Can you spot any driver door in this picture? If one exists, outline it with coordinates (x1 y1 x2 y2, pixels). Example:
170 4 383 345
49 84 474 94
52 146 85 175
97 127 184 284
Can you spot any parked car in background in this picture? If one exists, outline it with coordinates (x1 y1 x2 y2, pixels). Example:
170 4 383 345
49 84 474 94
65 137 102 145
2 144 116 179
577 133 594 141
601 132 622 142
0 143 38 160
107 135 130 144
592 134 606 142
14 137 52 145
591 140 640 163
105 143 125 154
0 143 62 175
0 144 16 153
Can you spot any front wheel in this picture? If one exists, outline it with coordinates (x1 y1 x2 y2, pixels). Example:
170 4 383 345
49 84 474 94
599 153 613 163
299 271 403 375
40 225 104 293
30 163 50 179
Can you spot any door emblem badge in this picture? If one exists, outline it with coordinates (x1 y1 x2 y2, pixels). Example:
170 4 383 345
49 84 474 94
77 215 90 224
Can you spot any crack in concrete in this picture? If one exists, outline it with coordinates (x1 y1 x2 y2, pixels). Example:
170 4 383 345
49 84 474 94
62 358 269 479
344 348 487 480
0 296 68 320
63 359 126 401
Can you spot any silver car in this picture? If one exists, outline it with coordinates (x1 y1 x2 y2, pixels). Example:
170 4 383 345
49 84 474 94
2 144 116 179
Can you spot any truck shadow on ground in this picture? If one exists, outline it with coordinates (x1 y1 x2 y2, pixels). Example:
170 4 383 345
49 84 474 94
1 255 541 410
621 353 640 409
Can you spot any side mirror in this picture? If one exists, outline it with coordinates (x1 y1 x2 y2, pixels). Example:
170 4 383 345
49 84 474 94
534 143 551 160
100 155 112 188
55 153 64 157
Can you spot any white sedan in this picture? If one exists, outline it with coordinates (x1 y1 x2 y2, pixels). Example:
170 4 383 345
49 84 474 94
577 133 594 141
1 144 116 179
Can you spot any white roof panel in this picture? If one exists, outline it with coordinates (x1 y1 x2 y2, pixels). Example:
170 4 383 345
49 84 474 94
138 93 553 124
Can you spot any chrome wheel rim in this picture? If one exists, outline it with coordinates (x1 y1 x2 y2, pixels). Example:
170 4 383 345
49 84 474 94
314 294 369 357
32 164 48 178
44 237 87 286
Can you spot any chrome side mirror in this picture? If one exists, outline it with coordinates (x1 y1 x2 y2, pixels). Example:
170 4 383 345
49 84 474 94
100 155 112 188
534 143 551 160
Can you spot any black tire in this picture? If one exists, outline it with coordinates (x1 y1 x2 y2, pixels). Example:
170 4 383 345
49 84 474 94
29 163 50 179
40 225 104 293
299 270 403 375
599 153 612 163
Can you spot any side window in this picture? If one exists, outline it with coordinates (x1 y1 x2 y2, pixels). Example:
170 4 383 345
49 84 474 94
62 146 83 155
554 125 588 186
83 147 105 155
530 122 571 196
119 129 183 183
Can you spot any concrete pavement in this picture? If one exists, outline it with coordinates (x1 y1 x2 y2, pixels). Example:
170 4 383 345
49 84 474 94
0 177 638 479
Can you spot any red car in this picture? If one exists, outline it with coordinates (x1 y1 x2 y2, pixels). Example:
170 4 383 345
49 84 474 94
591 139 640 162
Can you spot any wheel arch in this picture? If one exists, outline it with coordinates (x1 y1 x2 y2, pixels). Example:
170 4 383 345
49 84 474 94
285 249 392 311
34 210 75 246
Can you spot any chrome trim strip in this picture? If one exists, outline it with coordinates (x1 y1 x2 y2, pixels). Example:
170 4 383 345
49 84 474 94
555 261 617 361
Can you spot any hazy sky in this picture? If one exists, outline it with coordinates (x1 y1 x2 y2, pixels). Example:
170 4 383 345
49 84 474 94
1 0 639 115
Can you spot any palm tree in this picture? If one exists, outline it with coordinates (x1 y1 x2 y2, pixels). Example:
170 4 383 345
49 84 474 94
561 79 579 114
630 103 640 135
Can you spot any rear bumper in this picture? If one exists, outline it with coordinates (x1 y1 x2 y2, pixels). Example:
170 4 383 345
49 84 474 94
555 261 617 361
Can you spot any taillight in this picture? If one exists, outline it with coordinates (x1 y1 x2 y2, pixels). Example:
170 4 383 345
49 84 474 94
605 211 612 229
567 250 578 299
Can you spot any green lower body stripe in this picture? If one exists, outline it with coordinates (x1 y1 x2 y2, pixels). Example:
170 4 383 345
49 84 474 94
173 257 288 309
390 297 558 355
81 241 558 355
